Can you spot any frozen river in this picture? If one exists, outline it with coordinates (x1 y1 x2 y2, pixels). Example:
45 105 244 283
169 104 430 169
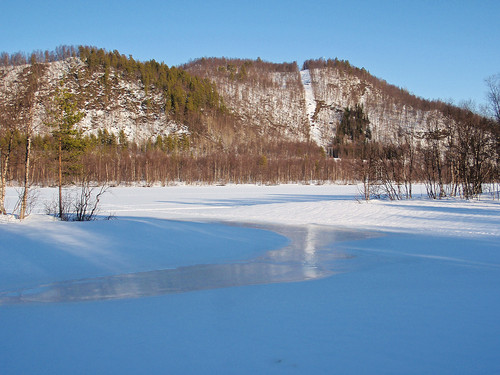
0 223 372 304
1 184 499 374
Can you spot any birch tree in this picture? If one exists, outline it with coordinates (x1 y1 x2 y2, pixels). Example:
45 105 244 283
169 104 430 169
486 74 500 124
18 58 44 220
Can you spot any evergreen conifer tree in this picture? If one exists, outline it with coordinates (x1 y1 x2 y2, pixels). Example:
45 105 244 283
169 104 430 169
47 84 85 219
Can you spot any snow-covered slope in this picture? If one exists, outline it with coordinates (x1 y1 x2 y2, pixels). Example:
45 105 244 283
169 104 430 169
308 66 439 143
0 58 186 142
1 56 457 146
299 69 322 144
186 59 455 147
184 59 310 141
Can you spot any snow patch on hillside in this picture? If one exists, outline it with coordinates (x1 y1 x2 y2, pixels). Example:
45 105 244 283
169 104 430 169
300 69 321 144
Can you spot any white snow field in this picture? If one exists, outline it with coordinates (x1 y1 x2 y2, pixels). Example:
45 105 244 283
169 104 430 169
1 184 499 374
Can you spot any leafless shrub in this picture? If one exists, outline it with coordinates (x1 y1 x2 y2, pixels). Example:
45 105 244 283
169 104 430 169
13 186 39 219
484 183 500 200
45 181 109 221
74 181 108 221
44 189 73 220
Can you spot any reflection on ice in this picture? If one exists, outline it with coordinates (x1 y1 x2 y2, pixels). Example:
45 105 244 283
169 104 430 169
0 224 370 305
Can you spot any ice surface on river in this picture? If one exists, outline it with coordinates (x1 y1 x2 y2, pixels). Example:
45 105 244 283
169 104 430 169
0 225 369 304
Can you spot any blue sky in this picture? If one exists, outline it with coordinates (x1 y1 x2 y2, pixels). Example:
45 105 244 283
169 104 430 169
1 0 498 106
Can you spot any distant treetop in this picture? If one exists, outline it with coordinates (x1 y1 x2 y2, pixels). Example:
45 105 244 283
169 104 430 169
0 45 79 66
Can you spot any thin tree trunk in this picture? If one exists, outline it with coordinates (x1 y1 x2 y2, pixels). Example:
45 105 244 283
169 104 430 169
19 61 42 220
58 135 63 219
0 134 13 215
19 134 31 220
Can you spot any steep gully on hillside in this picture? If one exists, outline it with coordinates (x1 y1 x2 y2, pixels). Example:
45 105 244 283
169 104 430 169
300 69 322 144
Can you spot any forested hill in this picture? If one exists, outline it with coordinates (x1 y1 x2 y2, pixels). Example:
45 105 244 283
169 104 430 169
0 45 475 146
78 47 224 118
1 46 227 143
182 56 470 147
0 46 497 193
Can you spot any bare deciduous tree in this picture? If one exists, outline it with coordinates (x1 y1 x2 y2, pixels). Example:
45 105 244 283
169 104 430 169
486 74 500 124
421 114 448 199
485 74 500 196
18 59 45 219
74 181 108 221
453 107 492 198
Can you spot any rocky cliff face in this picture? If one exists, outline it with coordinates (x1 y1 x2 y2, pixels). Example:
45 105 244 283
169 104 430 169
306 66 440 145
185 58 451 148
1 56 453 147
183 58 310 142
1 58 186 141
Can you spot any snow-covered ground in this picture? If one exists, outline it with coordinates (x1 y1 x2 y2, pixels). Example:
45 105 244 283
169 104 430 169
1 184 499 374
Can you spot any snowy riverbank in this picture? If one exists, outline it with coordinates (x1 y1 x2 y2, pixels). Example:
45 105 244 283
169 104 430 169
1 184 499 374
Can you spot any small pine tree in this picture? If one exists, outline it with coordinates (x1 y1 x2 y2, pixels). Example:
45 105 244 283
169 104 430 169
47 84 85 219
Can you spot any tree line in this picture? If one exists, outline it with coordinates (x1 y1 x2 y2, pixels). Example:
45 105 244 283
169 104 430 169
329 103 499 200
2 101 497 203
1 126 346 185
182 57 301 90
0 45 79 67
